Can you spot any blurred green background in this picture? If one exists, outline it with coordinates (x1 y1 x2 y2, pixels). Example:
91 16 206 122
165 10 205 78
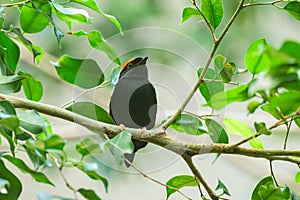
2 0 300 199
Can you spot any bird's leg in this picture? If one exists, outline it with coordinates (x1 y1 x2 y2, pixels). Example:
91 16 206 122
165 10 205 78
119 124 126 131
141 127 147 138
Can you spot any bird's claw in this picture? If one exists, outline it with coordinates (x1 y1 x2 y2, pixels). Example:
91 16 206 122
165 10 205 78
119 124 126 131
141 127 147 138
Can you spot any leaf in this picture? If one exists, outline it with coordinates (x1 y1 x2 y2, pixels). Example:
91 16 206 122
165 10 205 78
66 102 115 124
295 172 300 183
52 2 93 24
37 192 73 200
245 39 271 74
261 103 282 120
0 6 4 29
198 68 224 107
3 155 54 186
0 178 9 191
25 139 47 169
181 7 202 24
72 30 121 65
52 23 64 48
224 118 263 149
0 75 24 94
70 0 122 33
18 71 43 101
254 122 271 135
214 55 236 83
78 188 102 200
269 91 300 116
76 162 108 192
165 175 199 200
283 2 300 21
107 131 134 165
205 119 228 144
251 176 273 200
0 113 19 131
215 179 230 196
76 138 103 157
9 26 44 64
42 134 66 151
20 2 51 33
247 101 262 114
16 109 46 134
53 54 104 89
110 66 121 85
0 159 22 200
211 85 251 110
167 114 207 135
201 0 224 29
0 32 20 73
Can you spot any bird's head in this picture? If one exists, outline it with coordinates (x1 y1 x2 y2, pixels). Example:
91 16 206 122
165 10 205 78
119 57 148 78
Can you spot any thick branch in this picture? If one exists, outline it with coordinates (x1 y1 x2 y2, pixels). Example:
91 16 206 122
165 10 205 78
2 94 300 165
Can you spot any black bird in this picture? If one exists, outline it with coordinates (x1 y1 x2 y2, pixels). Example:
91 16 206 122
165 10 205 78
109 57 157 167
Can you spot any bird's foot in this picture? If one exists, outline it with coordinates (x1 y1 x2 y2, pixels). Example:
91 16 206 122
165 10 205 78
119 124 126 131
141 127 147 138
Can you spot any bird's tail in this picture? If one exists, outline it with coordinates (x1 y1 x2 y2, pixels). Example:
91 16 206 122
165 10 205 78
124 153 135 167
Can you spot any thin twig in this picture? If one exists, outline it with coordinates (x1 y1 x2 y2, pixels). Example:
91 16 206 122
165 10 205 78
182 154 218 200
283 117 293 150
123 157 193 200
1 0 30 7
230 133 261 149
203 79 239 85
60 80 111 108
243 0 283 8
269 160 279 187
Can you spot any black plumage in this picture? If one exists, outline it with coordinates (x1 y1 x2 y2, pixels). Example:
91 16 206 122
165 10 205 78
109 57 157 167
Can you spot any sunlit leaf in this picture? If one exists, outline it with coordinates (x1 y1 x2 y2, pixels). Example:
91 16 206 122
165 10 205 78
224 118 263 149
166 175 199 200
283 2 300 21
76 138 103 157
269 91 300 116
0 32 20 73
18 71 43 102
201 0 223 29
181 7 202 24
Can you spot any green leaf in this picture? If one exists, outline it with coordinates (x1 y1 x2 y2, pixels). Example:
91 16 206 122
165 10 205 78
211 85 251 110
0 100 16 115
180 7 202 24
76 162 108 192
66 102 115 124
78 188 102 200
245 39 271 74
224 118 263 149
3 155 54 186
165 175 199 200
0 178 9 191
20 2 51 33
201 0 224 29
215 179 230 196
0 32 20 73
283 2 300 21
18 71 43 102
72 30 121 65
9 26 44 64
0 113 19 131
53 54 104 89
269 91 300 116
76 138 103 157
70 0 122 33
295 172 300 183
25 138 47 169
0 159 22 200
52 2 93 24
251 176 273 200
214 55 236 83
0 75 24 94
295 117 300 128
42 134 66 151
107 131 134 165
205 119 228 144
261 103 282 120
37 192 73 200
17 109 46 134
247 101 262 114
110 66 121 85
0 6 4 29
198 68 224 107
280 40 300 60
254 122 271 135
52 23 64 48
167 114 207 135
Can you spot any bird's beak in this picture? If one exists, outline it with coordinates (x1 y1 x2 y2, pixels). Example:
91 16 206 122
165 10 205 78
141 57 148 65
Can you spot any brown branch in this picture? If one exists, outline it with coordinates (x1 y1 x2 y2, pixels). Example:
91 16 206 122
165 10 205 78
182 154 218 200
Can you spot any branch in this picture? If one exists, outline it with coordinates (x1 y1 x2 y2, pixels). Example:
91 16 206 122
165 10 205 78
2 94 300 163
123 157 193 200
1 0 30 7
243 0 283 8
182 154 218 200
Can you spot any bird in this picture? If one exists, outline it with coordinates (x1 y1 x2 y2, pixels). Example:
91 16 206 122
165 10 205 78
109 57 157 167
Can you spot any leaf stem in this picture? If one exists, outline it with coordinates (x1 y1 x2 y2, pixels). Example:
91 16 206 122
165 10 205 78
283 117 293 150
269 160 279 187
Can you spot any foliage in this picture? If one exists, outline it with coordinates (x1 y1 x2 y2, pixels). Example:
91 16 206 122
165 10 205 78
0 0 300 199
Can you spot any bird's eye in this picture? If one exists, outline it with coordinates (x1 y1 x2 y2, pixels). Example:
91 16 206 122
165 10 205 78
127 63 134 68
